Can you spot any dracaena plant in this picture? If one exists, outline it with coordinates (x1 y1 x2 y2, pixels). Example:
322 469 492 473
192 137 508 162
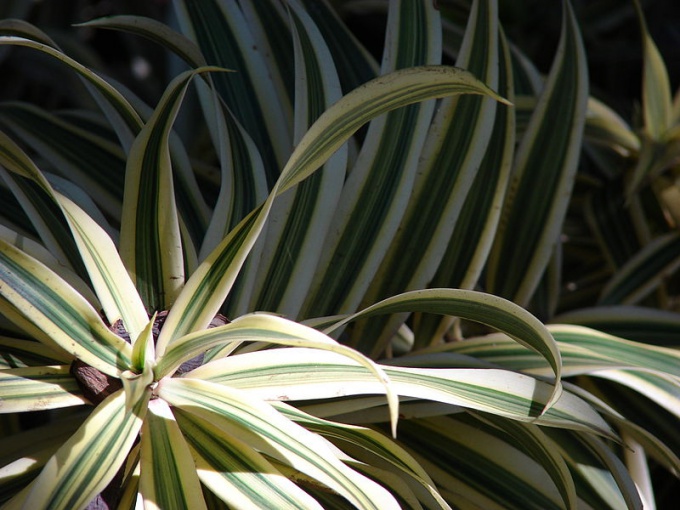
0 0 679 509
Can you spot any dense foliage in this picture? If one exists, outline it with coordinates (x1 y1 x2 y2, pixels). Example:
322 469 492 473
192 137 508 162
0 1 678 509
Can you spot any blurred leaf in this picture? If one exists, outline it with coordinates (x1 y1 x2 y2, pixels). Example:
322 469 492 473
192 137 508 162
598 231 680 305
633 0 672 140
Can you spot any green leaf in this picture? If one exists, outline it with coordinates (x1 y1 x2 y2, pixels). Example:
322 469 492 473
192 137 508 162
250 0 347 318
157 313 399 436
553 305 680 346
396 416 571 510
175 408 324 510
0 413 85 501
156 65 510 350
0 336 70 368
58 195 149 343
346 0 503 348
19 389 147 509
173 0 292 187
272 401 450 510
0 239 132 376
191 347 612 437
119 67 226 312
486 0 589 307
323 288 563 409
0 365 86 412
0 131 86 275
76 15 208 69
413 22 517 346
470 413 577 510
0 102 125 220
0 35 143 145
158 377 401 509
300 0 441 320
0 112 148 340
278 64 510 199
546 429 643 510
139 398 207 510
298 0 378 93
633 0 673 139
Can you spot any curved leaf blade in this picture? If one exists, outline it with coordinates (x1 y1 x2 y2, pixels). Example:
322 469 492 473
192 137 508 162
139 398 207 510
191 347 611 438
158 377 401 510
157 65 510 349
0 365 86 412
22 389 147 509
0 238 132 376
324 288 563 409
120 67 226 313
157 313 399 436
175 408 324 510
486 0 589 307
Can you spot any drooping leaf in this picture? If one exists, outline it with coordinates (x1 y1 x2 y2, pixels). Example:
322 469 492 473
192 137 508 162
156 65 510 351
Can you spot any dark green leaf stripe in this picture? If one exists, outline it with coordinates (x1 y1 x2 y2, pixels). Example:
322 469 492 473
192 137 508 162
196 349 607 436
175 0 288 187
252 3 341 314
470 413 577 510
299 0 378 93
324 289 562 395
553 305 680 346
0 131 88 277
550 326 680 377
273 402 436 486
0 337 68 369
414 23 515 346
157 204 263 349
399 418 565 510
241 0 295 103
342 0 502 351
0 103 125 217
141 401 205 509
160 66 508 347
